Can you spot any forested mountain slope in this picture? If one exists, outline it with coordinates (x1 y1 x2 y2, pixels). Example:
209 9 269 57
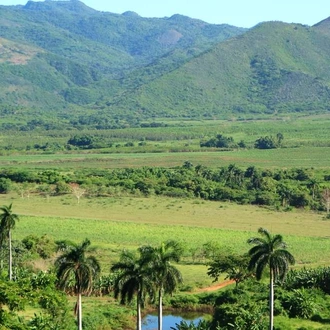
110 21 330 119
1 0 330 129
0 0 244 115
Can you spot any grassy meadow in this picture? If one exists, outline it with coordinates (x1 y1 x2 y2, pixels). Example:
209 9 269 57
2 193 330 288
1 114 330 171
1 146 330 170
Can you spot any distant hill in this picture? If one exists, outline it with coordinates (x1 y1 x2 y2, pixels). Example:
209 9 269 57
0 1 330 130
0 1 244 120
109 21 330 120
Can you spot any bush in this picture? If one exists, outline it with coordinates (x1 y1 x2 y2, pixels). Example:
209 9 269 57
0 178 12 193
170 319 211 330
254 136 277 149
280 288 318 319
284 267 330 294
22 235 56 259
68 134 95 148
170 294 199 309
212 301 267 330
200 134 237 148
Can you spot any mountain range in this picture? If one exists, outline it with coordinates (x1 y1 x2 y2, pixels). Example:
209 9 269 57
0 0 330 130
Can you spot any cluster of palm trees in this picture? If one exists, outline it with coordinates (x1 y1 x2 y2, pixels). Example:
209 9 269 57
55 230 295 330
53 238 184 330
111 240 184 330
0 203 295 330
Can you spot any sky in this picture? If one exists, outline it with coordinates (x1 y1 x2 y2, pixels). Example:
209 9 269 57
0 0 329 28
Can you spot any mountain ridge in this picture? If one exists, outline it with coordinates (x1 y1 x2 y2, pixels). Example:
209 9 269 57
0 1 329 130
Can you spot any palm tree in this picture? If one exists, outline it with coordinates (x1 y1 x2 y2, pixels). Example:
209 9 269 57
247 228 295 330
0 204 19 281
55 239 100 330
111 249 154 330
143 240 183 330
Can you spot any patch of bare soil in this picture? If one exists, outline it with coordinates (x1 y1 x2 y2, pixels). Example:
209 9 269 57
194 280 235 293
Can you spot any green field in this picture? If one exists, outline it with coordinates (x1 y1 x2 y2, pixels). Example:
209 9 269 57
2 194 330 280
1 147 330 170
1 114 330 171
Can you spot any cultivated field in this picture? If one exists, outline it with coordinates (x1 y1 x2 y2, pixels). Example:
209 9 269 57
2 193 330 287
1 146 330 170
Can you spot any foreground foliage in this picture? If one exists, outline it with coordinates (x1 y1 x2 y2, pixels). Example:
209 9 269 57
0 203 329 329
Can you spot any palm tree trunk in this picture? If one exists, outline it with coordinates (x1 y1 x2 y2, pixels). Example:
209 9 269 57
137 294 142 330
78 293 82 330
269 269 274 330
158 288 163 330
8 229 12 281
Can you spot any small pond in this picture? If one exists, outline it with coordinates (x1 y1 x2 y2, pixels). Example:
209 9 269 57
142 312 205 330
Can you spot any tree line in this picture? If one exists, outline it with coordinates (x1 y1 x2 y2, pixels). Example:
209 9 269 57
200 133 284 149
1 164 330 213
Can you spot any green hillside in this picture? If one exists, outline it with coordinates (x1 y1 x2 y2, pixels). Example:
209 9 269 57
0 1 330 129
0 0 244 118
111 21 330 119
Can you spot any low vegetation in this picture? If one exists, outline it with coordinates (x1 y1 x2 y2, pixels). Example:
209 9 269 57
1 198 330 330
0 162 329 213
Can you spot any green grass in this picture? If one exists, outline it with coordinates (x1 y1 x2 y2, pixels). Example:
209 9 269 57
274 315 330 329
14 214 330 266
1 114 330 170
1 146 330 170
2 194 330 271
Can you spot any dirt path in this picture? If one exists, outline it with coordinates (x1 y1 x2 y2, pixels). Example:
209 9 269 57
194 279 235 293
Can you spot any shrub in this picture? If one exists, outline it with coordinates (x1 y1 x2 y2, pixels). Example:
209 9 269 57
0 178 12 194
22 235 56 259
254 136 277 149
280 289 318 319
170 319 211 330
68 134 95 148
200 134 236 148
170 294 199 309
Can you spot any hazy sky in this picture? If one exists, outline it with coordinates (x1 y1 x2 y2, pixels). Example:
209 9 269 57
1 0 329 27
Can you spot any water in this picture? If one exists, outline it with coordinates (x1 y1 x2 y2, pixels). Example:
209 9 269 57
142 313 204 330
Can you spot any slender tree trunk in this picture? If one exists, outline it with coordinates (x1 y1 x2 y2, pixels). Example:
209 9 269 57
158 288 163 330
8 230 12 281
78 293 82 330
269 269 274 330
137 295 142 330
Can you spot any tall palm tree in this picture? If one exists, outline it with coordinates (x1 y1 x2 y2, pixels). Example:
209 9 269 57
0 204 19 281
142 240 183 330
111 249 154 330
55 239 100 330
247 228 295 330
